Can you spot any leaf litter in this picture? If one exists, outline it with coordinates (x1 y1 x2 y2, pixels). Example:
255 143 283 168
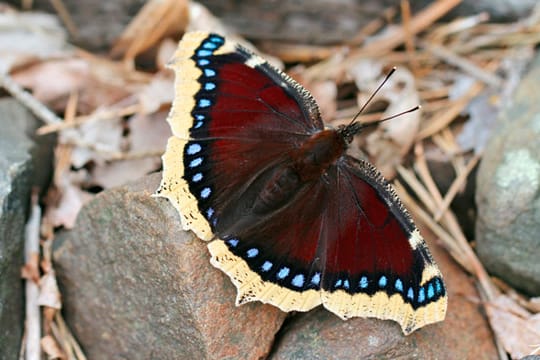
2 0 540 358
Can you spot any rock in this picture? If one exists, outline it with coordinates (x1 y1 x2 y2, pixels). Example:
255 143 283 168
271 230 498 359
476 52 540 296
53 172 286 359
0 99 48 360
6 0 146 50
451 0 537 21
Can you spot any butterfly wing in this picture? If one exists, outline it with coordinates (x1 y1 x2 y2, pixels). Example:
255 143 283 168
319 156 447 334
157 32 323 240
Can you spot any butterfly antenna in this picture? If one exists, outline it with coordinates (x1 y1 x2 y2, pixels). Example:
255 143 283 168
348 67 397 126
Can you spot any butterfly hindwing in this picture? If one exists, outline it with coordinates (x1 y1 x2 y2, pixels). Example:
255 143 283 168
320 156 446 334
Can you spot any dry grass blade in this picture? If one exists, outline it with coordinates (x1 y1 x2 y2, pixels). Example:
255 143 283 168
37 104 141 135
49 0 79 38
111 0 189 65
419 41 503 87
413 143 496 300
401 0 420 75
0 73 63 125
416 79 485 140
352 0 462 56
434 154 480 221
394 180 469 271
346 6 398 46
23 192 41 360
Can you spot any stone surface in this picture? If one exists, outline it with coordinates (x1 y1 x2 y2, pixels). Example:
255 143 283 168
271 230 498 359
476 52 540 296
53 172 286 359
7 0 146 50
0 99 42 360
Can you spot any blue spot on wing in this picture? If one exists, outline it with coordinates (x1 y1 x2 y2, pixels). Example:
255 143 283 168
277 267 290 279
192 173 203 182
198 99 211 108
261 261 273 272
197 49 212 57
204 82 216 91
246 248 259 258
359 276 368 289
200 187 211 198
189 157 203 168
187 143 202 155
395 279 403 292
227 238 239 247
418 288 425 303
291 274 304 288
427 283 435 299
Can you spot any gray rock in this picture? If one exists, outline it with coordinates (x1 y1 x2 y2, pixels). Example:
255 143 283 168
0 99 42 360
476 52 540 295
453 0 537 21
53 173 286 359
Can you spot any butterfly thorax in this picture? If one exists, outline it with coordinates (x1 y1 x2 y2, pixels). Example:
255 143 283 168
292 129 347 182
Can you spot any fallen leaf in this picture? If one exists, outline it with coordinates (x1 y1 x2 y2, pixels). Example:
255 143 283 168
38 271 62 310
0 9 67 72
41 335 66 359
486 295 540 359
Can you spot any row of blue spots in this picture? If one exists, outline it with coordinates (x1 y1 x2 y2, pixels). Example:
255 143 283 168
193 35 221 129
193 36 222 125
225 238 318 289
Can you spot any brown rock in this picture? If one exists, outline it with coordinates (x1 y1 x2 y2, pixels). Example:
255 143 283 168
53 172 286 359
271 230 498 360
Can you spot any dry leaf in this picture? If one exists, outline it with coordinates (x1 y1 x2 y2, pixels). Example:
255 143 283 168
0 9 67 72
111 0 189 61
138 74 175 114
349 62 421 178
91 111 169 188
41 335 66 359
38 271 62 310
45 172 93 229
486 295 540 359
11 59 89 105
69 117 124 168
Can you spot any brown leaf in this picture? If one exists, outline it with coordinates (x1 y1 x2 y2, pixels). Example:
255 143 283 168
41 335 66 359
486 295 540 359
39 271 62 310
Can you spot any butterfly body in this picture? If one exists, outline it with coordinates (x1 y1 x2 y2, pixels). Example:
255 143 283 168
156 32 447 335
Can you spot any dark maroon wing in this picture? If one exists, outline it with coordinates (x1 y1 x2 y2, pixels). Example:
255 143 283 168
319 156 447 334
157 32 324 241
183 33 324 235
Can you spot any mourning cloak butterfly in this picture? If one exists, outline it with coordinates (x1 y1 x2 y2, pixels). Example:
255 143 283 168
156 32 447 334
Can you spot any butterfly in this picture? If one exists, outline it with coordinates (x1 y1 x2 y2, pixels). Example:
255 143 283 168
155 32 447 335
